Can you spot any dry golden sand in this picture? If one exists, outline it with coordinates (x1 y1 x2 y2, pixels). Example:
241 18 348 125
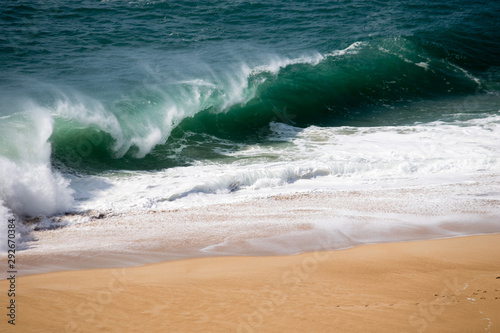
2 233 500 333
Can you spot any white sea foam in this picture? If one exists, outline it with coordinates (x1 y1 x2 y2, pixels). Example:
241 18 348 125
0 105 74 215
69 113 500 217
0 106 74 253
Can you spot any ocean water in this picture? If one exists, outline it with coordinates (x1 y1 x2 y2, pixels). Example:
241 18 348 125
1 0 499 252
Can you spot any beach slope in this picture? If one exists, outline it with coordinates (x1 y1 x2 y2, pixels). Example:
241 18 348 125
2 233 500 332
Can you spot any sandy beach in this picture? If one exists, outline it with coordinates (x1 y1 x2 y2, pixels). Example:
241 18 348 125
2 233 499 332
2 1 500 332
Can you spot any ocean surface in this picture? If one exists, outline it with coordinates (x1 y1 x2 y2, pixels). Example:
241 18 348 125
1 0 499 252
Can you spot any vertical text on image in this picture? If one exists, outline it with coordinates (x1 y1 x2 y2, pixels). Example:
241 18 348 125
6 218 17 325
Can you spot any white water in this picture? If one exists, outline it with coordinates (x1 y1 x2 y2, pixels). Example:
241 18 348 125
27 110 494 273
0 106 74 252
69 113 500 215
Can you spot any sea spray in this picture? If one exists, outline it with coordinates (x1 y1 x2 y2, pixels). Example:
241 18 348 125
0 105 73 222
43 38 484 172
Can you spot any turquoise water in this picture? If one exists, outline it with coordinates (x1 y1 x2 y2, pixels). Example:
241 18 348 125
1 0 499 226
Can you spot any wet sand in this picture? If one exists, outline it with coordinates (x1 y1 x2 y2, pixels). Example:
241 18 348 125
14 187 500 276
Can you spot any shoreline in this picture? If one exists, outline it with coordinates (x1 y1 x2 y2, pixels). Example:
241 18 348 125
8 179 500 277
2 233 500 332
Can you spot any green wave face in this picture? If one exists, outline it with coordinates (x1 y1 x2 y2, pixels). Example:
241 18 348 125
48 37 488 172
